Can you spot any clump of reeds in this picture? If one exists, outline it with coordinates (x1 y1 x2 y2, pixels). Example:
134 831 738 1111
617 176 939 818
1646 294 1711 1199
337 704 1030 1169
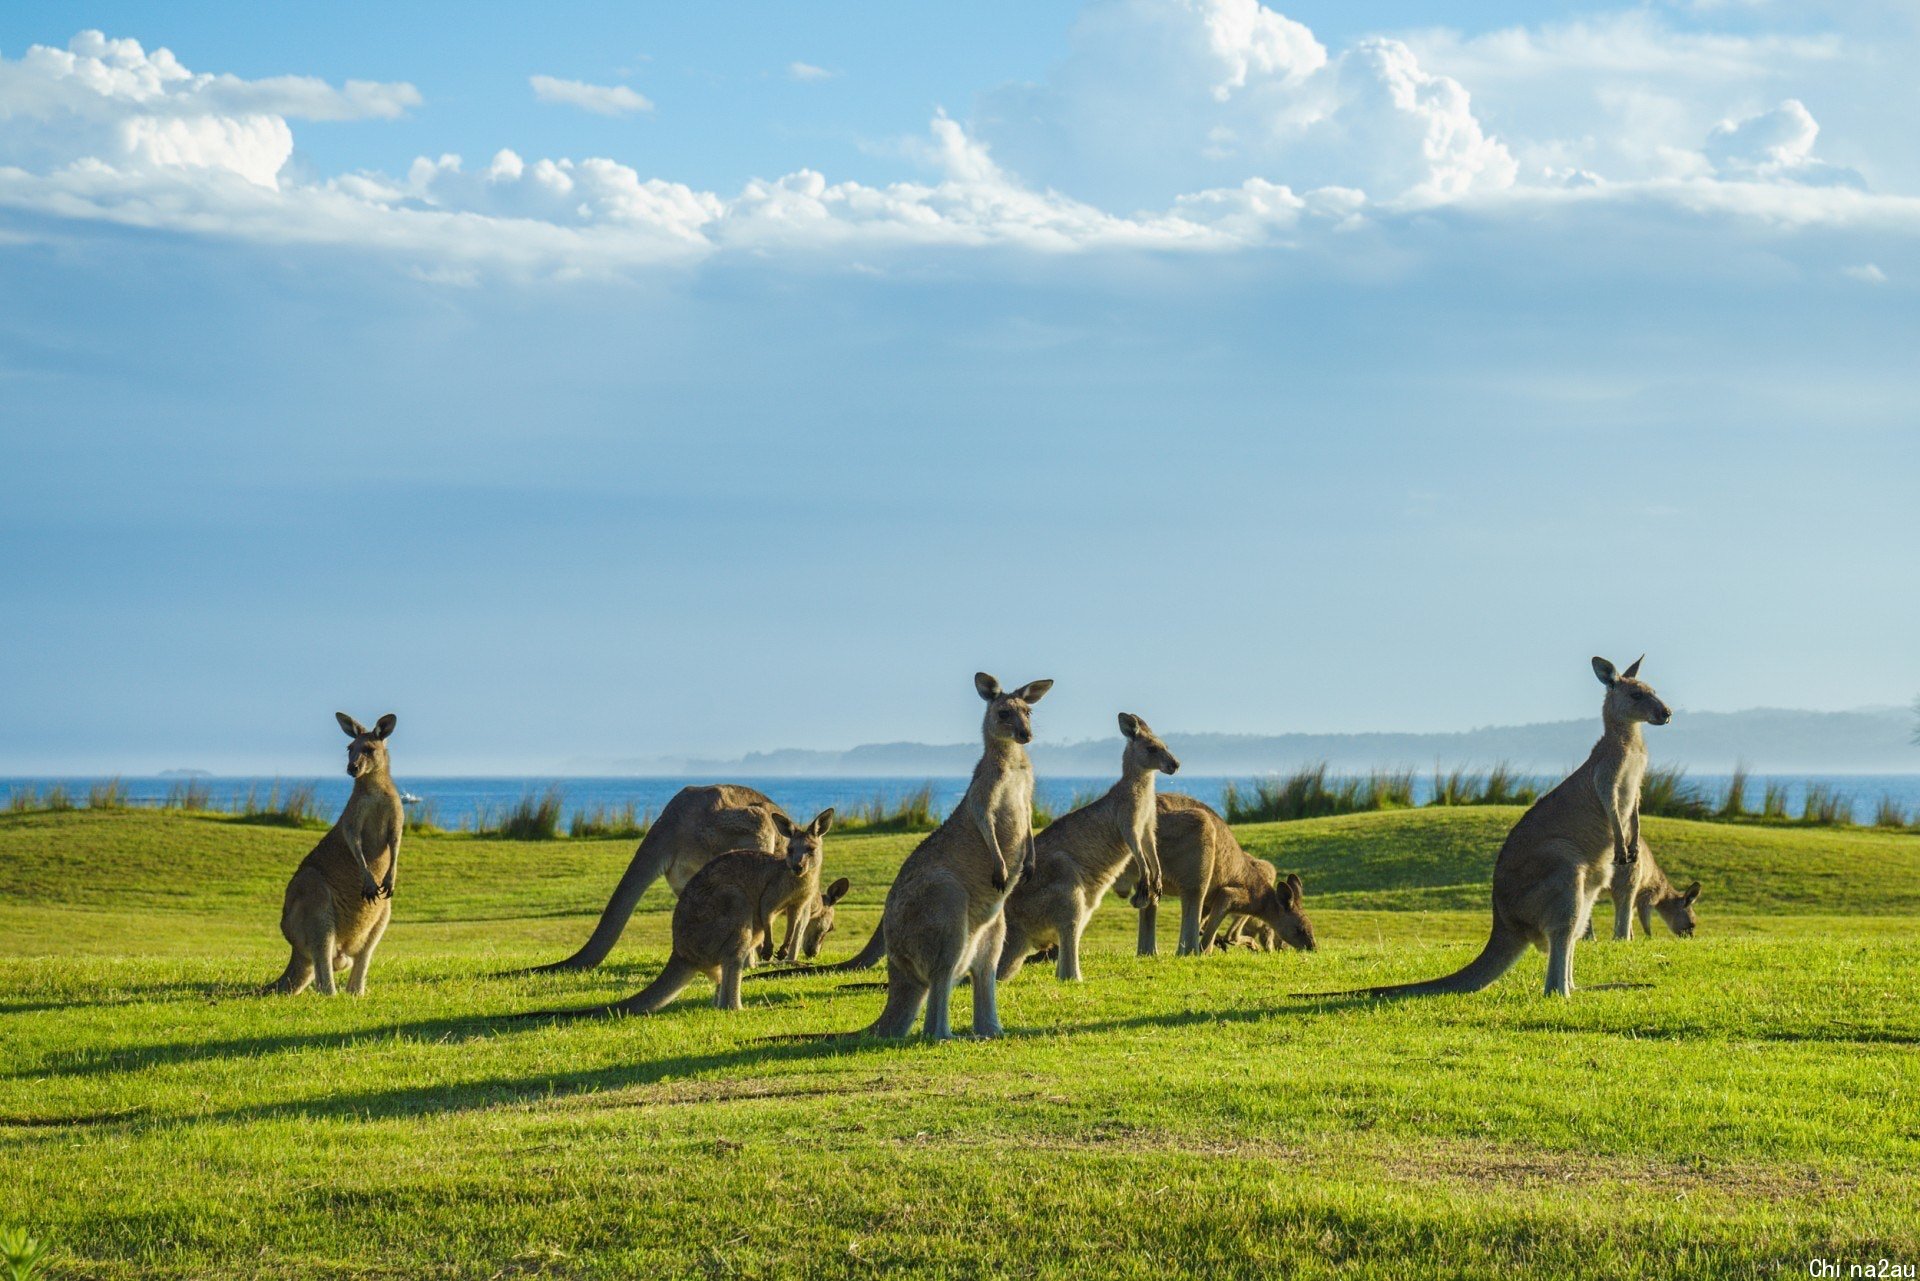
1717 763 1750 819
1639 766 1711 820
1480 763 1537 807
85 778 127 810
569 800 650 840
165 779 214 812
234 780 324 827
42 784 73 812
1800 784 1849 826
403 797 443 836
1222 764 1413 823
1874 795 1909 829
1425 763 1536 809
6 785 38 815
476 786 564 840
1762 781 1790 820
837 785 941 834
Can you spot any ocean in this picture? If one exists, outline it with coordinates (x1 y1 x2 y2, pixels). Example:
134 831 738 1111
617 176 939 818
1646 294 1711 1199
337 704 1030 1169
7 773 1920 829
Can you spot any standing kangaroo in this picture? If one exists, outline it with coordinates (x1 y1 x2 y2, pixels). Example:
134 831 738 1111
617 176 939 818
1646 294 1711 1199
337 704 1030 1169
1590 839 1701 940
1123 793 1317 956
1324 655 1673 999
862 672 1052 1039
532 809 837 1018
996 712 1177 982
527 784 789 972
264 713 402 996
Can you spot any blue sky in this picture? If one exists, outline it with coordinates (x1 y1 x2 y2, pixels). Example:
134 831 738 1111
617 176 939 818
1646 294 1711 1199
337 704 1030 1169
1 1 1915 773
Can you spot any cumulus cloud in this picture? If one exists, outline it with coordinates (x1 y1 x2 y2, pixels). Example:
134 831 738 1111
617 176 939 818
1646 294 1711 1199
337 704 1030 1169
787 62 835 83
0 9 1914 281
0 30 418 188
529 75 652 116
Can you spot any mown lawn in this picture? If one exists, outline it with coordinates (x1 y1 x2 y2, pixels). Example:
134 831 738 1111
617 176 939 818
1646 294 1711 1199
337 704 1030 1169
1 807 1916 1278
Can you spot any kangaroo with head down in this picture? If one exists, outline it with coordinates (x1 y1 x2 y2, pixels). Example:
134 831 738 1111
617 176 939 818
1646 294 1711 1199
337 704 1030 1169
532 808 837 1017
526 784 790 972
796 876 852 959
861 672 1051 1039
1319 654 1673 999
1122 793 1317 956
996 712 1177 982
264 713 402 996
1587 838 1700 940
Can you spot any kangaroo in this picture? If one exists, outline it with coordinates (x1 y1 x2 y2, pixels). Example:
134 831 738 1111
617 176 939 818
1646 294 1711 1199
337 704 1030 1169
531 809 835 1017
1322 655 1673 999
1123 793 1317 955
264 713 402 996
527 784 789 972
796 877 852 959
1600 840 1701 940
1213 915 1280 951
862 672 1051 1039
996 713 1177 981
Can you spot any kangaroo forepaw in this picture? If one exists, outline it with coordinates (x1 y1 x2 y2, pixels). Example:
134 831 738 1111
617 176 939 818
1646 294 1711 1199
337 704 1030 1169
991 865 1009 891
360 884 381 902
379 879 394 899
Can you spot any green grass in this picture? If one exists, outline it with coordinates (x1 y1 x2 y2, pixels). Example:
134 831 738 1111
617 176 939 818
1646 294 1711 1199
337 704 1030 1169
1 807 1916 1278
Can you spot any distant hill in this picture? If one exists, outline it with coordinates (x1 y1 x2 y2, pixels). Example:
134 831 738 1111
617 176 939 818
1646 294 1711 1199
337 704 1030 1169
623 706 1916 777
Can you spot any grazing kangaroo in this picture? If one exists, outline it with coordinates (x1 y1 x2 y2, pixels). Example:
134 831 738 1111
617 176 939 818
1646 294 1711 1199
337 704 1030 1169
863 672 1052 1039
1590 839 1700 940
1213 915 1280 951
533 809 837 1017
1123 793 1317 955
797 877 852 959
996 712 1178 981
264 713 402 996
528 784 789 972
1324 655 1673 999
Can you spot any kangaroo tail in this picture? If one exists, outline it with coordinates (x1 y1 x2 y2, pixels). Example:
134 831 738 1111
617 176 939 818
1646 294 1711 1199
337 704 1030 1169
744 920 887 982
862 970 925 1038
1298 917 1528 999
516 957 700 1020
518 829 673 974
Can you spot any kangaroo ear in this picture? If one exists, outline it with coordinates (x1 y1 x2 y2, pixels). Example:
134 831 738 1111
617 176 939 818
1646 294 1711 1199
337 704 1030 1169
1014 679 1054 704
1622 655 1644 680
1118 713 1142 739
374 714 397 740
771 812 796 839
810 807 835 836
1284 872 1304 906
975 672 1002 702
1682 881 1701 905
823 876 851 906
1591 656 1618 687
336 712 369 738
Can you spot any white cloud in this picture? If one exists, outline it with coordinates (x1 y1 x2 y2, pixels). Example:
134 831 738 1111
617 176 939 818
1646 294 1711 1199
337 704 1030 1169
529 74 652 116
1703 98 1860 186
1843 262 1887 283
787 62 836 83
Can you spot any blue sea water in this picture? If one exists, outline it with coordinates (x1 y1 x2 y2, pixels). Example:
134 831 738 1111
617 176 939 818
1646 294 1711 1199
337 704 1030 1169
6 773 1920 829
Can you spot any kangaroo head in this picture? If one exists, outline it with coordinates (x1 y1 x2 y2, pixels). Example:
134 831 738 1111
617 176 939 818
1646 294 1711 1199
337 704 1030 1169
1255 870 1316 951
976 672 1053 746
801 876 852 958
1656 880 1701 937
336 712 396 779
1592 655 1672 727
1118 713 1180 777
771 807 834 874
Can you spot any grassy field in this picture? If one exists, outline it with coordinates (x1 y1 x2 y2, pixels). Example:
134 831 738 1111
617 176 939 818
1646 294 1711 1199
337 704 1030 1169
1 806 1916 1278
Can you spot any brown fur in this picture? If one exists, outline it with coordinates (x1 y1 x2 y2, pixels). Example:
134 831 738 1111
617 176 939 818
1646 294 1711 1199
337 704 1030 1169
528 784 789 972
536 809 836 1017
863 672 1052 1039
1587 839 1700 940
1212 916 1281 951
997 712 1179 981
264 713 402 996
1123 793 1316 956
797 877 852 959
1328 654 1674 999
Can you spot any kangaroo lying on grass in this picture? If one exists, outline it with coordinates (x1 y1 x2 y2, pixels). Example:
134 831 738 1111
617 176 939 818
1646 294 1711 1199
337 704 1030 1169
528 784 789 972
1316 655 1673 999
861 672 1051 1039
264 713 401 996
996 713 1177 981
532 808 836 1017
1122 793 1317 956
1584 839 1700 940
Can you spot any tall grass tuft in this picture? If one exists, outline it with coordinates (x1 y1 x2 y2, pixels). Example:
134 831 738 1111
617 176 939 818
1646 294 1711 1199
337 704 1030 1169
234 780 324 827
1639 766 1712 820
1428 768 1479 808
1874 795 1909 829
5 786 37 815
569 800 649 840
42 784 73 812
1223 764 1410 823
484 786 564 840
1 1224 53 1281
165 779 214 812
1762 781 1790 820
403 797 443 836
85 778 127 810
837 785 941 834
1480 763 1537 807
1718 763 1750 819
1800 784 1849 826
